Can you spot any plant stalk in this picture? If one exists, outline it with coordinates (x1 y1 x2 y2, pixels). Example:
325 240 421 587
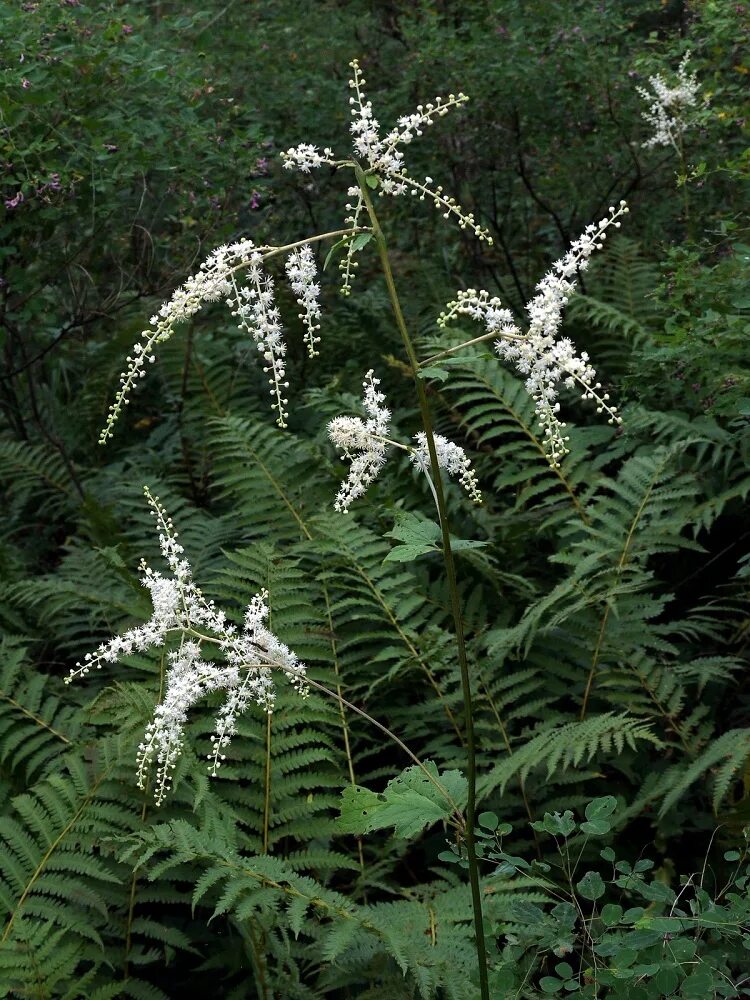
355 165 489 1000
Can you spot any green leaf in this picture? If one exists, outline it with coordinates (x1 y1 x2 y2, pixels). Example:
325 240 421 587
681 972 715 998
635 915 687 933
600 903 623 926
384 512 440 562
585 796 617 820
581 795 617 835
417 365 451 382
337 762 466 839
533 811 576 837
350 232 373 252
478 811 500 831
323 236 349 270
382 542 439 563
651 967 679 995
576 871 605 901
450 537 488 553
336 785 382 834
383 505 485 561
540 977 563 994
365 174 379 188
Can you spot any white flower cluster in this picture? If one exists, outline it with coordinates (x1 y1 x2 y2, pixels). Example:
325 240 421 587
282 58 491 294
66 487 306 804
280 142 335 173
636 52 700 150
328 371 481 511
229 257 291 427
285 245 322 357
411 431 482 504
439 203 628 467
102 239 323 441
328 370 391 512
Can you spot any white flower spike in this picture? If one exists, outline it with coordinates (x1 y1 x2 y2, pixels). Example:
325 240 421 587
66 487 306 804
636 52 700 151
285 244 322 357
328 370 391 513
282 58 491 294
439 203 628 467
328 371 481 511
102 237 329 441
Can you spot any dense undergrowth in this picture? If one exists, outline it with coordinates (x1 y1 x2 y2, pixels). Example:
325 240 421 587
0 1 749 997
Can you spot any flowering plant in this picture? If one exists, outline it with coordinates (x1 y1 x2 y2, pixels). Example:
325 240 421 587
636 52 701 152
67 488 306 804
81 58 633 1000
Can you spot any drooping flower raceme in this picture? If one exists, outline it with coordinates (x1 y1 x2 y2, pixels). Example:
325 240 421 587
285 244 322 357
439 203 628 467
411 432 482 504
328 370 391 512
636 52 700 151
328 370 481 511
282 59 491 294
101 238 323 441
65 487 306 804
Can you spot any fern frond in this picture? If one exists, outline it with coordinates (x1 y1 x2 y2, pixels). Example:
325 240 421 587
659 728 750 816
478 713 661 797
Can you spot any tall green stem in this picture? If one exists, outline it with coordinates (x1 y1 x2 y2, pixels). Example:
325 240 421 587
355 166 489 1000
676 137 693 241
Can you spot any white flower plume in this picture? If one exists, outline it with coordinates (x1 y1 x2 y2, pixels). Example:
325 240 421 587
328 371 481 511
102 238 329 441
66 487 306 804
410 432 482 504
282 58 492 293
439 202 628 467
328 369 391 513
636 52 701 151
285 244 322 357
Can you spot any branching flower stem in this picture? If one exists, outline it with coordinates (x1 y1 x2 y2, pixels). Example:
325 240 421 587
419 328 520 367
355 164 490 1000
184 626 464 825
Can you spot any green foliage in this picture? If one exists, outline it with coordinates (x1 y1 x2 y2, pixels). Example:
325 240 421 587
465 798 750 998
338 762 466 839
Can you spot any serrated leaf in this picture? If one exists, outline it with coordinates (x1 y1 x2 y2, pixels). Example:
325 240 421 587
384 512 440 562
383 542 438 563
417 365 451 382
350 232 373 251
337 785 382 834
385 511 441 546
450 537 488 552
337 762 466 839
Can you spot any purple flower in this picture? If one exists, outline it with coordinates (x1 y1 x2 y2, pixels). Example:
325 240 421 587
5 191 24 209
21 78 31 90
249 190 261 210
